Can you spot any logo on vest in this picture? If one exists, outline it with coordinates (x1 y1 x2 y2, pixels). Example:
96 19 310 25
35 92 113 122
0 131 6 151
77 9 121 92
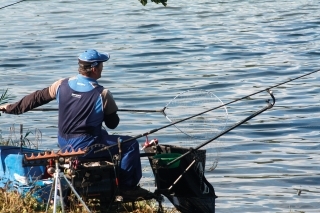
71 93 82 98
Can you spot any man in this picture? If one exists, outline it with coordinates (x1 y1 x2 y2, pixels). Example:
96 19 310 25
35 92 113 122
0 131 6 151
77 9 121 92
0 49 154 199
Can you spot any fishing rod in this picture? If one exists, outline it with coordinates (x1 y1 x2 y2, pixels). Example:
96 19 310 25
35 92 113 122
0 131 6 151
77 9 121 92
95 89 274 154
29 68 320 114
29 108 166 113
0 0 26 10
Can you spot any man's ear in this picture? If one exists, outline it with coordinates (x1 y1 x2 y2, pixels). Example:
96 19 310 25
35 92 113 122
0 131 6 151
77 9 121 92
91 66 97 73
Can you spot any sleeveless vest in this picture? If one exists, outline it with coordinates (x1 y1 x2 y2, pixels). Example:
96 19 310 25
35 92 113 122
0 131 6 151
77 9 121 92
58 78 104 139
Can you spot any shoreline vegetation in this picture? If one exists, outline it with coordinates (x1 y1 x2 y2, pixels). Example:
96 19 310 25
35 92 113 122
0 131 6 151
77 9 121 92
0 189 178 213
0 89 178 213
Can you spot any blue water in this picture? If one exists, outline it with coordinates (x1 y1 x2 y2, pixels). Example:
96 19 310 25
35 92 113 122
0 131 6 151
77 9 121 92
0 0 320 212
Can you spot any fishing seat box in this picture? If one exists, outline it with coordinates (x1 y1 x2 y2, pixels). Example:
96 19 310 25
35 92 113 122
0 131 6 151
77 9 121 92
69 158 117 206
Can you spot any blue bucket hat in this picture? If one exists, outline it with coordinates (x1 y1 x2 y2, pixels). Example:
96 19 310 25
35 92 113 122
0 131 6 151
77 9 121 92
78 49 110 65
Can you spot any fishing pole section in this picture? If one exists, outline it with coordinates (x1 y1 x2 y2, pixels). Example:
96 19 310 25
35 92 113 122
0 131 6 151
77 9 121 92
29 108 166 113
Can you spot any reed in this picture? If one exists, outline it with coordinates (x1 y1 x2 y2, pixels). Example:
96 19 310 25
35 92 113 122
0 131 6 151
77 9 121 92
0 89 9 105
0 188 45 213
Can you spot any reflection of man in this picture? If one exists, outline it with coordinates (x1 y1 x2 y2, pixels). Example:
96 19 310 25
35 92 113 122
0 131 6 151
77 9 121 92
0 49 155 199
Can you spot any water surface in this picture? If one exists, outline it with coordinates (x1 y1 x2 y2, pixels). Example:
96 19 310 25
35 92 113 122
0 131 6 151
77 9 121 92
0 0 320 212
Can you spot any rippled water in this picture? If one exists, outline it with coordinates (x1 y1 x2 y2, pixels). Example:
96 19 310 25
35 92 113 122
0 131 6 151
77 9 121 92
0 0 320 212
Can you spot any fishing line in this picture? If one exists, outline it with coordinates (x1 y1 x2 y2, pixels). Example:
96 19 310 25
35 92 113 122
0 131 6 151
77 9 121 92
0 0 27 10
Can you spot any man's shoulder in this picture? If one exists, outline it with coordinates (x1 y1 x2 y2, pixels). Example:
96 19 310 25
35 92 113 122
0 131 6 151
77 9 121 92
48 78 67 98
101 88 111 95
101 88 116 100
52 77 70 85
68 76 77 81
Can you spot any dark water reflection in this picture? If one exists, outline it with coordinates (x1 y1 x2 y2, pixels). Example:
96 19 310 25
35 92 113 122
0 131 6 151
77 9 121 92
0 0 320 212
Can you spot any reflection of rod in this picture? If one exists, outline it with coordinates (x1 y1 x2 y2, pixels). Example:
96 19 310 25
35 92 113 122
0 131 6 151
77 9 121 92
166 90 275 168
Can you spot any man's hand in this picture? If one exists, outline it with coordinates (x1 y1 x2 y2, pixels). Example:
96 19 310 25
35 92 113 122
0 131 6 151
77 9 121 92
0 104 8 113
